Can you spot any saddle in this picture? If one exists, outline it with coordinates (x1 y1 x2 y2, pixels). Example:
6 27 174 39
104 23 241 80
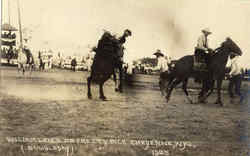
193 55 207 71
193 48 210 71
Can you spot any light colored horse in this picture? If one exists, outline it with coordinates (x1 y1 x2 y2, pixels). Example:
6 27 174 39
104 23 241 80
17 49 27 75
17 49 34 76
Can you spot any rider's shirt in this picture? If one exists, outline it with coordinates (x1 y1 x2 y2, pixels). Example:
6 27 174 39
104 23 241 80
196 33 209 51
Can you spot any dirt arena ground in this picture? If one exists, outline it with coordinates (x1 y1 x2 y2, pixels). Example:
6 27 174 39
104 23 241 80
0 66 249 156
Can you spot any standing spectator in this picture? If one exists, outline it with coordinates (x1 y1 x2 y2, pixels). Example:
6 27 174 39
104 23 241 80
2 48 7 58
153 49 169 73
38 51 43 71
86 51 95 72
71 57 77 72
126 62 134 75
49 56 53 69
3 32 7 38
7 31 12 38
228 54 242 100
7 46 14 64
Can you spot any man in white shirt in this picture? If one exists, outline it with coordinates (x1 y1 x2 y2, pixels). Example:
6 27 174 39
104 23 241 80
153 49 169 72
228 54 242 99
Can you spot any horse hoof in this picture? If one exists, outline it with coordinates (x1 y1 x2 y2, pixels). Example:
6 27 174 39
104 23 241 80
100 96 107 101
115 88 123 93
199 99 207 104
230 99 234 103
215 100 223 106
165 97 170 103
88 94 92 99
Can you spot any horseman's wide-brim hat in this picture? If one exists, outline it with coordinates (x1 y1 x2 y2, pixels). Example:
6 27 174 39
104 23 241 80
153 49 164 57
202 28 212 34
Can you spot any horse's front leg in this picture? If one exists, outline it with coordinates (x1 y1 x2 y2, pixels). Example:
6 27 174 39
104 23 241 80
215 79 223 106
202 80 215 101
118 66 123 93
165 79 182 103
165 76 175 96
87 76 92 99
198 79 211 103
159 75 173 96
182 78 193 104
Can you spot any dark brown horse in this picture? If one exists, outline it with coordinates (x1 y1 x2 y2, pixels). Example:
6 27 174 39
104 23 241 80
87 30 130 100
160 37 242 106
87 45 125 101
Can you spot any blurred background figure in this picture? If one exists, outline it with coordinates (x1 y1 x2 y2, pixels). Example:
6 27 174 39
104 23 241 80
126 62 134 75
86 50 95 72
71 57 77 72
48 55 53 70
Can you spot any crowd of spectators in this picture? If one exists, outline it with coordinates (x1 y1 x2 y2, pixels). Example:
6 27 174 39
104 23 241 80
1 31 16 39
1 47 18 59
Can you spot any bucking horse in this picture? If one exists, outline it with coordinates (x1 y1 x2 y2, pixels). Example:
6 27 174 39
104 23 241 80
87 30 131 100
159 37 242 106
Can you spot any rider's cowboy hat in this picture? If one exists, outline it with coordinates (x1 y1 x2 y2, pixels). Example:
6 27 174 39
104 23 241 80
202 28 212 34
124 29 132 36
153 49 164 57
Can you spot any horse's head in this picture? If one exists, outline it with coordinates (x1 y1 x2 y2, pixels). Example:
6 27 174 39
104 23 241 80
222 37 242 56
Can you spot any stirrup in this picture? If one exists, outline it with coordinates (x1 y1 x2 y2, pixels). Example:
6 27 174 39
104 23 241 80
193 56 199 66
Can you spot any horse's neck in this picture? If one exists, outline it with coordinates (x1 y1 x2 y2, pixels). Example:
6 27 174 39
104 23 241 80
211 48 230 67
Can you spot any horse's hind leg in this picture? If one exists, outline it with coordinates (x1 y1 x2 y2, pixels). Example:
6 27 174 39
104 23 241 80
87 76 92 99
99 75 110 101
182 78 193 104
